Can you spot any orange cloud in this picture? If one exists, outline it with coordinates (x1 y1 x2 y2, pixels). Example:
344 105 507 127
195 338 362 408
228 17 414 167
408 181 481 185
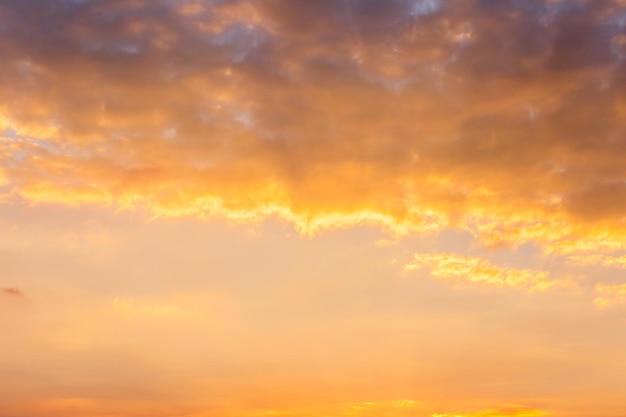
566 254 626 269
594 283 626 309
405 253 571 291
432 407 546 417
1 287 26 298
0 0 625 254
239 399 425 417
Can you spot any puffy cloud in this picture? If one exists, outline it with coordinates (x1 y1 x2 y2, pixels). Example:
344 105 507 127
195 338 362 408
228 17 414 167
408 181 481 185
404 253 571 291
0 0 625 253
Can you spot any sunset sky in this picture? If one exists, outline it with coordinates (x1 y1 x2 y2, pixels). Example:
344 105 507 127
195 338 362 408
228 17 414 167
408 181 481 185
1 1 626 416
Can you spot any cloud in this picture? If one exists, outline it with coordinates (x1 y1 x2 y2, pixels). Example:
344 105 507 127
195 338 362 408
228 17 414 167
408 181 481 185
404 253 571 291
112 297 189 318
432 407 546 417
1 287 26 298
594 283 626 309
0 0 625 253
566 254 626 269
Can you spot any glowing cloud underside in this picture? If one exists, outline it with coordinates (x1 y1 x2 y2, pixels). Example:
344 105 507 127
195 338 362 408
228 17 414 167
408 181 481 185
0 0 625 256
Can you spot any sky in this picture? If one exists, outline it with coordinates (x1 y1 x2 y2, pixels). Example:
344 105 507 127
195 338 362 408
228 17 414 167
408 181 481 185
1 0 626 416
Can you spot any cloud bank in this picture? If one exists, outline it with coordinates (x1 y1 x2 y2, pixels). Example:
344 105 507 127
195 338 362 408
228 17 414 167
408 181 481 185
1 0 625 255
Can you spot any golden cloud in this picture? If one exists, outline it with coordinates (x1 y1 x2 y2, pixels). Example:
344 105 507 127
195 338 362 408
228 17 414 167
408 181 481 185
432 407 546 417
594 283 626 309
405 253 572 291
0 0 625 255
567 254 626 269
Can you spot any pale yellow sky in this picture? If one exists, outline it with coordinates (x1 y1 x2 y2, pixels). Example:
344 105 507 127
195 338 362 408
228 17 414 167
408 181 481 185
1 1 626 416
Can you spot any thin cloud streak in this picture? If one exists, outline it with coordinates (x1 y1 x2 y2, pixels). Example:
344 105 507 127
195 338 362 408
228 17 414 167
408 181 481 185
1 287 26 298
404 253 573 292
595 283 626 308
432 407 546 417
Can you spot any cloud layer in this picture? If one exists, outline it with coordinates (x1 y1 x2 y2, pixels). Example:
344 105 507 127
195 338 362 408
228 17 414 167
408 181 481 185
1 0 625 254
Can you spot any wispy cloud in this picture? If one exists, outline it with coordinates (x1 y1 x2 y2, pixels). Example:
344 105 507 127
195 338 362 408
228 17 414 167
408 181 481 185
1 287 26 298
567 254 626 269
405 253 572 291
595 283 626 309
432 407 546 417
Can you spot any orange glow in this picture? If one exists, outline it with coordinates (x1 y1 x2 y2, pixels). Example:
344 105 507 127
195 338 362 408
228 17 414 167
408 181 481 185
1 1 626 416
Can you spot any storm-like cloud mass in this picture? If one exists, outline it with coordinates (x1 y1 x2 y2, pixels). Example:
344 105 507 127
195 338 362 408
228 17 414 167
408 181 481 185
1 0 625 255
